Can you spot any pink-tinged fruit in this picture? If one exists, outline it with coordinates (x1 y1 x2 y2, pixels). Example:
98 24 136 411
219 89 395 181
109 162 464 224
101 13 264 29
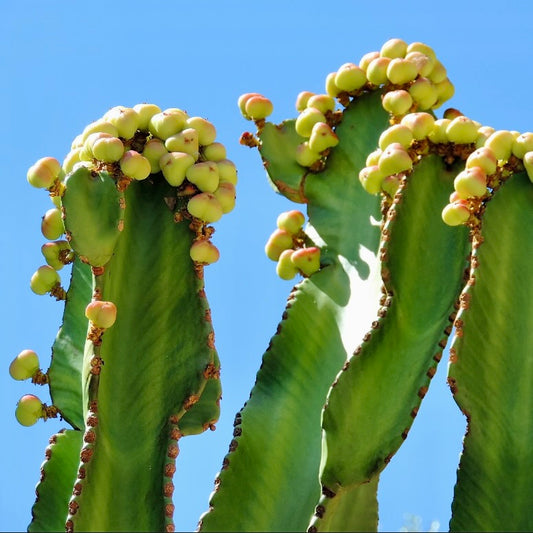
454 167 487 199
15 394 43 426
386 58 418 85
187 193 223 223
400 112 435 140
190 240 220 265
382 90 413 116
85 300 117 329
238 93 262 118
466 147 498 176
244 95 274 120
378 124 414 150
366 57 391 85
276 210 305 235
92 136 125 163
512 132 533 159
104 106 140 139
334 63 367 92
165 128 199 157
291 247 321 277
446 116 479 144
295 91 315 112
306 94 335 114
276 249 299 280
142 138 168 173
186 161 220 193
380 38 408 59
119 150 151 180
442 201 470 226
265 229 294 261
485 130 515 161
160 152 195 186
308 122 339 152
378 144 413 175
30 265 60 295
27 157 62 189
41 240 72 271
9 350 40 381
186 117 217 145
41 208 64 240
149 109 188 140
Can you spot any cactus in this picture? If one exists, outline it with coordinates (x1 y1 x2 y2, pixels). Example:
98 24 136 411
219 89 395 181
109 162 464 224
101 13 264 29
11 38 533 532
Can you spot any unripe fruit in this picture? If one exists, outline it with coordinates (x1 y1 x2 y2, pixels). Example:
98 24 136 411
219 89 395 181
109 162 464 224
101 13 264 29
104 106 140 139
406 42 437 61
265 229 293 261
295 91 315 112
149 109 188 140
378 143 413 175
378 124 413 150
71 134 84 149
216 159 238 185
30 265 60 295
400 112 435 140
454 167 487 199
160 152 195 186
359 165 385 194
334 63 367 92
358 50 380 71
408 77 438 110
380 38 408 59
190 240 220 265
81 120 119 143
485 130 515 161
404 51 434 77
466 147 498 176
213 182 236 214
306 94 336 114
244 95 274 120
92 136 124 163
433 78 455 107
41 207 64 240
203 142 227 162
386 58 418 85
512 132 533 159
276 249 299 280
186 117 217 146
133 103 162 131
523 151 533 183
15 394 43 426
325 72 341 97
381 174 401 197
381 90 413 116
63 149 82 174
27 157 62 189
142 138 168 173
366 57 391 85
295 107 326 138
446 116 479 144
442 201 470 226
165 128 199 157
428 59 447 84
9 350 40 381
308 122 339 153
119 150 151 181
85 300 117 329
427 118 451 144
295 142 322 167
41 240 72 271
238 93 262 118
186 161 219 193
475 126 496 148
291 246 321 277
187 193 223 223
276 210 305 235
365 148 383 167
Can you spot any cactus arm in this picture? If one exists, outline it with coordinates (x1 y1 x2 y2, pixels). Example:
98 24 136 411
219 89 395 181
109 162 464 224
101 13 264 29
448 170 533 531
48 258 92 429
29 430 83 532
313 155 469 529
199 91 388 532
64 175 217 532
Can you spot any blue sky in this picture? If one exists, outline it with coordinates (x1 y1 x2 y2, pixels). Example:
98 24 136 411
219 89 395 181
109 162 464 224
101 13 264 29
1 1 531 531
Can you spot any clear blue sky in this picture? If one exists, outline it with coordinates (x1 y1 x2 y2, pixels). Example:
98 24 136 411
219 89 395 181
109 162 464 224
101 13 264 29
1 1 531 531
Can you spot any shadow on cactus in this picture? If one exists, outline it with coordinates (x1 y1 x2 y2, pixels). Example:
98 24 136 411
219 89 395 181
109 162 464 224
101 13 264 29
11 37 533 532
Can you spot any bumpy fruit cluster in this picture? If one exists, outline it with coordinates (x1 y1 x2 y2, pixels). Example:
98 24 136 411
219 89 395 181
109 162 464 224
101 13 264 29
265 210 321 280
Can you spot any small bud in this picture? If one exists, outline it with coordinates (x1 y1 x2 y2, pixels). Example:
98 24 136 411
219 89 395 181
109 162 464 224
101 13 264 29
186 117 217 146
265 229 294 261
359 165 385 195
380 38 408 59
119 150 151 181
295 107 326 138
149 109 188 140
15 394 44 426
30 265 60 295
85 300 117 329
382 90 413 116
386 58 418 85
133 103 162 131
190 240 220 265
244 95 274 120
454 167 487 199
186 161 220 193
103 106 140 139
41 208 64 240
442 201 470 226
308 122 339 153
187 193 223 223
276 249 299 280
276 210 305 235
291 247 321 277
9 350 40 381
334 63 367 92
378 124 414 150
27 157 62 189
160 152 195 186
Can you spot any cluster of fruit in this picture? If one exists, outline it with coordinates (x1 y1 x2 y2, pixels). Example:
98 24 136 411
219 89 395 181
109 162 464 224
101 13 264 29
264 210 321 280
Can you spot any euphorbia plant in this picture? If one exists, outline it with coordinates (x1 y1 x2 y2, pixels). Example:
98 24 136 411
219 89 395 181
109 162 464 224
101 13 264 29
10 38 533 532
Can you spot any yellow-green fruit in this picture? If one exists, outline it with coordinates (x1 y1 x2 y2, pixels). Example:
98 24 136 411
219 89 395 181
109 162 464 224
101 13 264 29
359 50 380 71
512 132 533 159
216 159 238 185
454 167 488 199
41 240 72 271
382 90 413 116
276 210 305 235
15 394 43 426
378 124 413 150
30 265 60 295
104 106 140 139
400 112 435 140
485 130 515 161
381 174 401 197
85 300 117 329
62 149 82 174
334 63 367 92
428 59 447 84
446 116 479 144
408 77 438 109
295 107 326 138
213 182 236 214
523 151 533 183
133 103 162 131
386 58 418 85
186 161 219 193
359 165 385 194
186 117 217 146
427 119 451 144
291 246 321 277
190 240 220 265
366 57 391 85
187 193 223 223
119 150 151 180
265 229 294 261
406 41 437 61
165 128 199 158
295 91 315 112
81 120 119 143
380 38 408 59
308 122 339 153
433 78 455 108
276 249 299 280
405 51 434 77
295 142 321 167
465 147 498 176
306 94 336 114
92 136 125 163
149 109 188 140
142 138 168 173
41 207 64 240
9 350 40 381
378 143 413 175
238 93 262 118
366 148 383 167
203 142 227 162
244 95 274 120
160 152 195 186
442 201 470 226
27 157 62 189
325 72 341 97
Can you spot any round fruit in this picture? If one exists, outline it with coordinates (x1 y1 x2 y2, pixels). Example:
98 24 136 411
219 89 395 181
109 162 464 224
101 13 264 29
85 300 117 329
190 240 220 265
187 193 224 223
27 157 62 189
9 349 40 381
15 394 43 426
